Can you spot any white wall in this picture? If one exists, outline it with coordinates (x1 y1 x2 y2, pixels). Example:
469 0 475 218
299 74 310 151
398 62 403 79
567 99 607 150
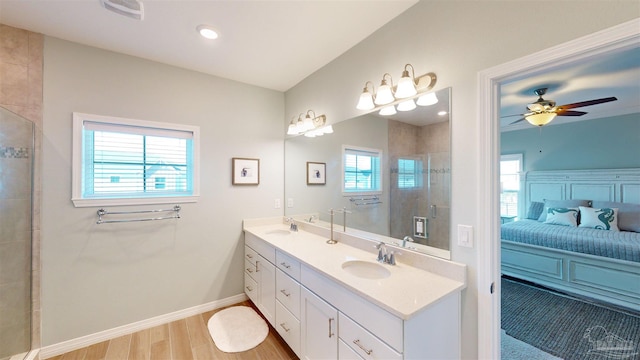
41 37 284 345
284 2 639 358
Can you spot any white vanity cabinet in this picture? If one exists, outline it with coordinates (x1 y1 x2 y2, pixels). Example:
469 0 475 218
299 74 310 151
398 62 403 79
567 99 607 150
301 287 338 360
244 233 276 327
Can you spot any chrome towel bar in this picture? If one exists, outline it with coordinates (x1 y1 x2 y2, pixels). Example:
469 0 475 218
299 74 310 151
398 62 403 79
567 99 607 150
96 205 181 224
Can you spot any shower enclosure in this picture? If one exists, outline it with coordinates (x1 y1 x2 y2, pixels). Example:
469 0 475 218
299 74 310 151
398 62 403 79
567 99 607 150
0 107 33 360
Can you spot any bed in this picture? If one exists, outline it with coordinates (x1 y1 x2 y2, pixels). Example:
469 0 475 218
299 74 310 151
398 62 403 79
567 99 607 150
500 168 640 310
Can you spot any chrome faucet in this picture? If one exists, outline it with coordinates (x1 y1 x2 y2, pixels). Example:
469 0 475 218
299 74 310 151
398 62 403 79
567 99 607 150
285 217 298 232
307 215 317 223
376 242 396 265
402 236 414 248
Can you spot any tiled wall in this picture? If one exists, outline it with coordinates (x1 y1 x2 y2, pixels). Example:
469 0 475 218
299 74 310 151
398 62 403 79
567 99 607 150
389 120 450 250
0 23 43 357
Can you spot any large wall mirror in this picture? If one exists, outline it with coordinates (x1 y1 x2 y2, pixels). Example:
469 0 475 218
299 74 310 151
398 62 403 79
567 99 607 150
285 87 451 259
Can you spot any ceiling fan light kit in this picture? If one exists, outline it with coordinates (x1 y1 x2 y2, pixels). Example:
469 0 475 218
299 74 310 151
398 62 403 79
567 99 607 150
506 87 618 127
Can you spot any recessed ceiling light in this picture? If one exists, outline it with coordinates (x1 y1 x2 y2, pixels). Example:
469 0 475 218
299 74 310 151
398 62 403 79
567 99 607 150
438 111 448 116
197 25 219 40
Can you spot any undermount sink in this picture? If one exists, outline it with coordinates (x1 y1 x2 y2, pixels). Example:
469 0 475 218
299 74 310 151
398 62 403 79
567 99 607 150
265 229 291 236
341 260 391 279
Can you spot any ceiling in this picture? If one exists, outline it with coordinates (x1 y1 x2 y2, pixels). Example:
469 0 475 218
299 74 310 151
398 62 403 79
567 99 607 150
499 45 640 131
0 0 417 92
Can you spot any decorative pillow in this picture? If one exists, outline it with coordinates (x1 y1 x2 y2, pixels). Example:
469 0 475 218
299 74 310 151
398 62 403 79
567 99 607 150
579 206 619 231
592 201 640 233
526 201 545 220
538 199 592 222
544 207 579 227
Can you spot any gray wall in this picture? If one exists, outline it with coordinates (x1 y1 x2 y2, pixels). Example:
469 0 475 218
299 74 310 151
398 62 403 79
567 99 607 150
42 38 284 345
501 114 640 171
284 1 639 358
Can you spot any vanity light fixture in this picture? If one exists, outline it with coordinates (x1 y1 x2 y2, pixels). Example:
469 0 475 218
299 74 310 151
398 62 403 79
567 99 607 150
197 25 219 40
356 64 437 115
287 110 331 137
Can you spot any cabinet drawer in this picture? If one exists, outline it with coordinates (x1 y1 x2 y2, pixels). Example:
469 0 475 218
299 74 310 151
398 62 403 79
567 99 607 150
276 250 301 281
245 245 258 266
276 268 300 318
245 259 257 279
339 339 364 360
276 301 300 356
244 272 258 303
339 313 402 360
245 232 275 264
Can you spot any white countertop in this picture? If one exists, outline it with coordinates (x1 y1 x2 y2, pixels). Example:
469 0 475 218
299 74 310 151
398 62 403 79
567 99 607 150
243 221 466 320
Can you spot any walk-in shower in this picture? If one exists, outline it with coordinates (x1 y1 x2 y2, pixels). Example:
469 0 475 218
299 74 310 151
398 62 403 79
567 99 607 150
0 106 33 360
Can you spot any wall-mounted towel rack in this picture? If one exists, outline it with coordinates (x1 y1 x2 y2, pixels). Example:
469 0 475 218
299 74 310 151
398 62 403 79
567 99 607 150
349 196 382 206
96 205 181 224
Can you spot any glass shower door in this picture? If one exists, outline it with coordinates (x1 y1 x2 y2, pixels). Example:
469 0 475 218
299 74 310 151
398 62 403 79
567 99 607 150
0 107 33 360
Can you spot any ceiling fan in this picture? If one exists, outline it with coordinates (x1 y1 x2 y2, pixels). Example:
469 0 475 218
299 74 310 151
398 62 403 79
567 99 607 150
504 87 618 127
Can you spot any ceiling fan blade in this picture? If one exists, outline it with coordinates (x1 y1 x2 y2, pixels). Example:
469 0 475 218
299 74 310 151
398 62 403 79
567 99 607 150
556 110 587 116
509 118 526 125
501 113 525 118
557 97 617 110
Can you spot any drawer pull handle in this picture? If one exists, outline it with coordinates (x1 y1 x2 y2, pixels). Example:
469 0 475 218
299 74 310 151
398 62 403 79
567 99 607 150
280 262 291 269
246 254 253 259
255 261 259 272
246 286 253 291
280 289 291 297
328 318 335 338
246 268 253 273
353 339 373 355
279 323 290 332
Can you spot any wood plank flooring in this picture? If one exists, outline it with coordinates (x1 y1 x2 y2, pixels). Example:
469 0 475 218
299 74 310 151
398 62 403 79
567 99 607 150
45 301 298 360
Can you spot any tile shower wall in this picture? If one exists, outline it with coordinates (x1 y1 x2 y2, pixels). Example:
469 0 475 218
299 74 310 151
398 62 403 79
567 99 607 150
0 23 43 356
0 108 33 360
389 120 450 250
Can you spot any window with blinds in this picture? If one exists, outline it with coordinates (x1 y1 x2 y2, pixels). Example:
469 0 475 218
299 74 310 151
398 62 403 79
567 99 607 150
500 154 522 218
72 113 200 207
342 146 382 194
398 158 423 189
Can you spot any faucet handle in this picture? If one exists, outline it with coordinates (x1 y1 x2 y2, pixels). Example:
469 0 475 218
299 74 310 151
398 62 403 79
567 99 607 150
388 251 396 265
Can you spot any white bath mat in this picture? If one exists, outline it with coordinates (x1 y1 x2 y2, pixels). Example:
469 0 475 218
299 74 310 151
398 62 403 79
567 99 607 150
207 306 268 353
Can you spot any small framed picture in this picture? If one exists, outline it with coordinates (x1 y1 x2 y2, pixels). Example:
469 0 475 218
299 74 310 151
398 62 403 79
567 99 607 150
232 157 260 185
307 162 326 185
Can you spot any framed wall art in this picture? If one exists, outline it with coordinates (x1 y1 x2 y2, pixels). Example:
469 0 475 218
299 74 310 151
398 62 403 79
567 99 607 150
307 162 326 185
232 157 260 185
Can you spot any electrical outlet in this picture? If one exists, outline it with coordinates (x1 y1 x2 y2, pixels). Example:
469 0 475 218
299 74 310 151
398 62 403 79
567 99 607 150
274 198 281 209
457 224 473 248
287 198 294 208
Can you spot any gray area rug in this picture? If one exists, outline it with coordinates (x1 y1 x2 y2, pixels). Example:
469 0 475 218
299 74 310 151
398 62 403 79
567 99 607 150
501 277 640 360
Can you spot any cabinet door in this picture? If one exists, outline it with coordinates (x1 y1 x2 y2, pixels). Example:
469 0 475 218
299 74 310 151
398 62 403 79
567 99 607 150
301 287 338 360
256 254 276 327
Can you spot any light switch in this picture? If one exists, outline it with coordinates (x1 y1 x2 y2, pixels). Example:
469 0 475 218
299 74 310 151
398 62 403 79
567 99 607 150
457 224 473 248
287 198 294 208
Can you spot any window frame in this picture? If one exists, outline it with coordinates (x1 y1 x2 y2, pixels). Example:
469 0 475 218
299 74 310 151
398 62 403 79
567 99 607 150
397 156 424 189
72 112 200 207
341 145 383 196
500 153 523 218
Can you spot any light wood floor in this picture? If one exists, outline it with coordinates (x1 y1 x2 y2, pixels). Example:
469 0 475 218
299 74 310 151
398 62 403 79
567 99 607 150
45 301 298 360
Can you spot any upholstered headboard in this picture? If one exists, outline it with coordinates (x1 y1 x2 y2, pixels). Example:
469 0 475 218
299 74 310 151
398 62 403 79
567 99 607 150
519 168 640 220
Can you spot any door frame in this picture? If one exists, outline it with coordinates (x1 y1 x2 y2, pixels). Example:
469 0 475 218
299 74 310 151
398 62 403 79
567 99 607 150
476 18 640 359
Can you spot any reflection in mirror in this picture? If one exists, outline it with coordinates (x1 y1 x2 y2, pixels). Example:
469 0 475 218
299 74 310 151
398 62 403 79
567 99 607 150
285 87 451 259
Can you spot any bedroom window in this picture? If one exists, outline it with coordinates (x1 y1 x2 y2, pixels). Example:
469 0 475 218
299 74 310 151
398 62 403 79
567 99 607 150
500 154 522 218
343 146 382 195
72 112 200 207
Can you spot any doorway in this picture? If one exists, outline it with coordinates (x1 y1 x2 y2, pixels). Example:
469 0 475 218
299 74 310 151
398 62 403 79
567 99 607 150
476 19 640 359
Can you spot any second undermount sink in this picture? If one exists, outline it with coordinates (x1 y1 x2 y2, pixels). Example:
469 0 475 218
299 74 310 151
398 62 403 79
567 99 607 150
342 260 391 279
265 229 291 236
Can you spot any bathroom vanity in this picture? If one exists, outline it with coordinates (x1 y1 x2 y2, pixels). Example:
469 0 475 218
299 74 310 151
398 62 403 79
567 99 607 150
243 217 466 360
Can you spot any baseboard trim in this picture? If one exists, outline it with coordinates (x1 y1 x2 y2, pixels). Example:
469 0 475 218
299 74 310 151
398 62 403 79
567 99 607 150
39 293 248 359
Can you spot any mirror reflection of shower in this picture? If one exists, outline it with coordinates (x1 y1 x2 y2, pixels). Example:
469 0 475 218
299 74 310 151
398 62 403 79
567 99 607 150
0 107 33 360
